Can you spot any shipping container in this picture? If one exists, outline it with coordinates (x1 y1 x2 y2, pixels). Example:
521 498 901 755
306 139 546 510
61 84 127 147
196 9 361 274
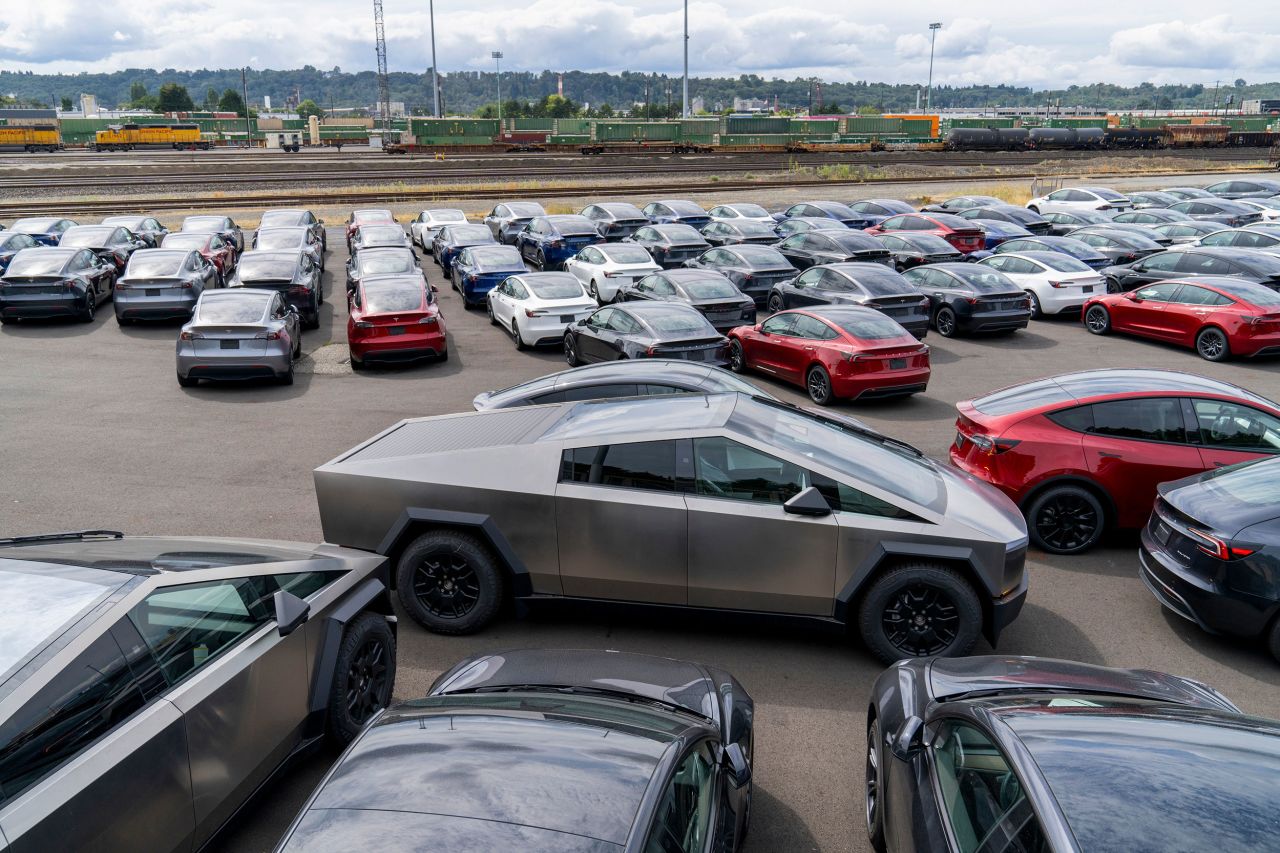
409 118 500 138
788 119 840 135
723 116 790 135
1166 124 1230 147
547 134 591 144
717 134 793 147
592 121 680 141
409 136 497 146
553 118 592 135
843 117 905 135
509 117 556 131
945 117 1017 129
883 114 939 137
1045 117 1109 129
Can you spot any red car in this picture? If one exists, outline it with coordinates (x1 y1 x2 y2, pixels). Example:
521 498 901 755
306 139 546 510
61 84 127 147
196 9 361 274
1083 276 1280 361
348 274 447 369
160 231 237 280
863 212 986 254
345 208 397 251
727 306 930 404
951 368 1280 554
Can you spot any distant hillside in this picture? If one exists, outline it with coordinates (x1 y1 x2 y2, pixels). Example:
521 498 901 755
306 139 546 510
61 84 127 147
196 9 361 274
3 67 1277 115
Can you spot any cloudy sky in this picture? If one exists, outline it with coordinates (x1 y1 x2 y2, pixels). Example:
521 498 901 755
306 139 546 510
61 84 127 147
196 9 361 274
0 2 1275 88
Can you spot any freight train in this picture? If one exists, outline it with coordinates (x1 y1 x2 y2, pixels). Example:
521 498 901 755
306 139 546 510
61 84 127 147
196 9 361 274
943 124 1276 151
0 125 63 152
91 124 211 151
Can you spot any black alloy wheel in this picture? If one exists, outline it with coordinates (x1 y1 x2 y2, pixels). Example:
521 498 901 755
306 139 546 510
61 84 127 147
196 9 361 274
344 634 391 726
564 333 580 366
1029 486 1104 554
1026 291 1043 319
486 298 497 325
935 306 957 337
865 719 886 852
80 290 96 323
396 531 503 634
1085 304 1111 334
1196 327 1229 361
807 365 834 405
1106 277 1121 294
413 552 482 620
767 293 784 313
879 581 962 657
729 339 746 372
326 612 397 743
512 319 527 351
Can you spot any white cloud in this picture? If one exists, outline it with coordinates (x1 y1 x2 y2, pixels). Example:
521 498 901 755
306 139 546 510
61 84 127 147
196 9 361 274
895 18 994 61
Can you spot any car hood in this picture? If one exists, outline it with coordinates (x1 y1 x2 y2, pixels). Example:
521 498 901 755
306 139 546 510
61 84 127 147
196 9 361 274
934 461 1027 543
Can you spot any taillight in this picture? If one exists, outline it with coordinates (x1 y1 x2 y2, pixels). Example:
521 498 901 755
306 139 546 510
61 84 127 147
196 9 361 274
115 282 130 291
525 308 551 318
967 434 1021 454
254 330 283 340
64 279 77 290
1048 280 1067 289
181 282 194 289
354 321 373 329
288 285 309 295
645 345 659 356
1098 204 1112 210
418 316 438 325
1186 527 1256 561
179 330 203 340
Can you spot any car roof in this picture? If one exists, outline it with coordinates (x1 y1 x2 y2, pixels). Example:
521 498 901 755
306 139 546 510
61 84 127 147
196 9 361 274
969 369 1276 416
18 246 76 257
241 249 301 262
664 267 730 280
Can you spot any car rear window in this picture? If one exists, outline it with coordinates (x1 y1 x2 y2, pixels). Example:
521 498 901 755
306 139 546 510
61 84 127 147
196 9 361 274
730 203 770 217
602 245 654 264
11 219 58 232
354 210 394 222
850 270 913 295
683 279 740 299
973 378 1076 415
428 209 467 222
547 216 597 236
59 227 114 247
666 201 707 216
468 247 523 269
1235 252 1280 276
1038 255 1093 272
829 232 882 251
527 277 585 299
4 253 69 276
259 211 304 227
733 221 777 236
126 253 185 277
732 246 788 266
360 225 406 243
902 234 955 253
1091 189 1127 200
161 233 209 250
199 294 270 322
183 216 226 231
359 253 415 275
237 256 297 280
829 313 908 339
931 214 978 230
256 230 305 249
1211 280 1280 305
641 308 715 335
449 225 495 242
657 225 704 243
507 203 545 217
364 280 424 313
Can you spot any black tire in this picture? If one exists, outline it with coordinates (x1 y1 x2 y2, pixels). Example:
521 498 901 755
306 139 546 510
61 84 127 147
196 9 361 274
537 249 547 270
857 563 982 663
589 280 600 302
176 371 197 388
486 298 497 325
1105 277 1121 294
279 363 294 385
865 717 887 853
326 612 396 744
564 332 580 366
806 365 834 405
79 291 96 323
1266 615 1280 664
1027 485 1105 554
1084 304 1111 335
767 293 784 313
512 319 527 351
350 351 365 371
1026 291 1043 319
451 269 459 291
395 530 504 634
934 306 958 337
116 315 131 326
729 338 746 373
1195 326 1230 362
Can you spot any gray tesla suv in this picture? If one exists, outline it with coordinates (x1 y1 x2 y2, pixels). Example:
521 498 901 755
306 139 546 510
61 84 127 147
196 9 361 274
0 530 396 853
176 288 301 387
315 393 1029 662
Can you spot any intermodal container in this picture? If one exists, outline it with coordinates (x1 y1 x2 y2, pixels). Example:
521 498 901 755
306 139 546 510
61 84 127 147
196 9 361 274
723 116 790 135
510 117 556 131
554 118 592 135
843 117 905 135
410 118 500 138
592 121 680 142
883 114 939 137
411 136 496 146
717 134 793 147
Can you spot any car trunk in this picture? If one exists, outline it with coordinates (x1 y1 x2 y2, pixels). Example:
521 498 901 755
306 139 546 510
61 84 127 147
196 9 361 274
944 230 986 252
560 234 598 252
0 275 66 294
692 300 750 326
846 341 929 372
865 294 930 323
663 244 707 263
360 307 433 338
118 277 187 296
602 219 648 238
1022 222 1052 235
647 336 727 362
191 325 268 356
973 292 1030 314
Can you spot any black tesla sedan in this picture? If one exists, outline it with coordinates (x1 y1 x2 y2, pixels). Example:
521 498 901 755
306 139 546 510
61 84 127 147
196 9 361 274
1066 227 1165 264
865 655 1276 853
1141 456 1280 661
472 359 771 409
616 268 756 332
564 300 729 366
683 244 797 307
580 201 652 240
875 233 965 270
276 649 754 853
1103 247 1280 293
700 219 781 246
955 204 1052 235
625 224 712 268
766 262 930 338
779 200 873 228
775 229 893 270
901 263 1030 337
1039 209 1114 237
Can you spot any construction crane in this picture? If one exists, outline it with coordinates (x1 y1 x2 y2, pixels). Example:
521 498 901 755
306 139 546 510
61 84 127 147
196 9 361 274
372 0 391 130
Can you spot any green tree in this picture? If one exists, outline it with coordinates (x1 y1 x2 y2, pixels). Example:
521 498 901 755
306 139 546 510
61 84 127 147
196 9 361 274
596 102 614 118
157 82 194 112
297 98 325 120
204 87 219 109
60 96 72 111
218 88 247 116
1235 78 1247 89
129 81 148 104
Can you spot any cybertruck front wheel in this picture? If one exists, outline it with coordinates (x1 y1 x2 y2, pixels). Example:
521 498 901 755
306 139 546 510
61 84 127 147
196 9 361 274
857 563 981 663
327 612 397 743
396 530 504 634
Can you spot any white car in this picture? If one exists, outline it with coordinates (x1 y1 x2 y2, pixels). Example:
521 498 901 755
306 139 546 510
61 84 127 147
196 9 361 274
487 271 599 349
1236 198 1280 221
1027 186 1133 214
563 243 663 303
410 209 468 251
707 203 776 225
978 251 1105 316
1164 228 1280 256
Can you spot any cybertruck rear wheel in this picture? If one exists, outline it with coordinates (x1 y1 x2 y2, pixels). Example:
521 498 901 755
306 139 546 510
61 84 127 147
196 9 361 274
327 612 396 743
396 530 503 634
857 563 981 663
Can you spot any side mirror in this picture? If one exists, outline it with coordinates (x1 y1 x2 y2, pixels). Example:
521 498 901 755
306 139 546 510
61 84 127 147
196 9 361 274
890 715 927 762
757 324 769 335
783 486 831 517
723 742 751 788
287 304 299 314
1124 291 1139 302
577 318 589 326
430 284 439 293
273 589 310 637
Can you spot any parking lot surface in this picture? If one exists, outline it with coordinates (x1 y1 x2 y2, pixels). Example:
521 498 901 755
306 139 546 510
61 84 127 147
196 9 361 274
3 227 1279 853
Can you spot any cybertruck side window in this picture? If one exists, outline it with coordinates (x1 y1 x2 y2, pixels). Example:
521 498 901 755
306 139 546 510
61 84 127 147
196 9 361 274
561 441 678 492
693 437 804 504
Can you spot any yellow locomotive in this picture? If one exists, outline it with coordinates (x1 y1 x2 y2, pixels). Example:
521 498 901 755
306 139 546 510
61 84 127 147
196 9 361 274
93 123 210 151
0 125 63 152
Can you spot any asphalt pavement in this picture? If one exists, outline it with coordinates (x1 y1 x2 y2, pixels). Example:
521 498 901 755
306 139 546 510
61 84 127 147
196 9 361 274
2 227 1279 853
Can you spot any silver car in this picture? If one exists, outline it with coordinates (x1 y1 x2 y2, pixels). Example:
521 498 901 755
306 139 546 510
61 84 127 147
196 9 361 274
0 530 396 853
176 288 301 387
253 226 325 272
315 393 1030 663
114 248 219 324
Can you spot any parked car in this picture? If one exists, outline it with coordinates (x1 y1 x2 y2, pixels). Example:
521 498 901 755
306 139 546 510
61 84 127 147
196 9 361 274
348 274 445 369
258 208 327 250
314 391 1029 661
1101 247 1280 294
955 204 1052 235
1167 198 1263 227
902 263 1031 336
1170 227 1280 256
0 529 396 853
865 655 1269 853
864 213 986 254
254 226 325 272
8 217 77 246
624 223 711 269
978 251 1106 317
616 268 756 332
1076 220 1172 245
514 214 602 271
0 246 114 323
1085 277 1280 361
700 218 781 246
50 225 145 274
1065 226 1165 264
275 649 754 853
641 199 712 228
482 201 547 244
767 263 931 338
579 201 651 240
773 216 849 239
847 198 916 225
0 230 37 273
408 208 467 250
563 242 663 303
345 246 420 295
683 244 798 307
564 301 729 367
1152 220 1224 245
487 271 597 349
964 217 1033 249
114 248 219 324
775 229 893 270
1204 178 1280 199
729 306 930 405
1142 456 1280 660
177 288 302 385
1039 208 1114 236
1127 189 1184 209
180 214 243 254
1163 186 1216 201
707 201 775 224
779 201 873 228
448 244 526 307
472 359 771 409
102 214 168 247
1235 197 1280 221
950 368 1280 552
991 235 1110 269
433 223 498 275
875 232 965 270
344 208 395 251
1027 186 1132 212
227 249 322 329
919 194 1007 213
1112 207 1194 225
351 223 412 258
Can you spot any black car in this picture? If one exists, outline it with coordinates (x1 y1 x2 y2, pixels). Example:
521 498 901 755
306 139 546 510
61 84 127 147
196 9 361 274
1103 247 1280 293
700 219 781 246
1142 456 1280 660
875 233 965 270
616 268 756 332
1152 220 1222 245
102 215 169 248
902 263 1031 337
433 224 497 275
472 359 771 409
773 218 849 240
865 655 1271 853
276 649 754 853
565 300 730 366
1112 208 1193 225
767 262 931 338
847 198 916 224
918 194 1006 213
991 236 1110 269
775 230 893 270
482 201 547 244
1193 228 1280 255
1168 198 1263 227
780 201 873 228
0 230 38 273
0 246 115 323
1204 178 1280 200
345 246 420 294
352 223 412 255
59 225 148 274
1039 209 1114 236
1067 227 1165 264
955 204 1052 235
683 244 797 307
641 199 712 228
579 202 651 240
1163 186 1215 201
258 208 327 250
228 249 323 328
625 223 712 269
1127 190 1183 209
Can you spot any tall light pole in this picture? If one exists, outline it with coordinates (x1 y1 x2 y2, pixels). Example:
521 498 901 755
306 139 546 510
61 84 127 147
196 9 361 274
491 51 504 126
926 22 942 112
429 0 440 117
682 0 689 117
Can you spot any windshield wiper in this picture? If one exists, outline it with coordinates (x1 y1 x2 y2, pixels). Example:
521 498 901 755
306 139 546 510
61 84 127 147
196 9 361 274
751 396 925 458
0 530 124 546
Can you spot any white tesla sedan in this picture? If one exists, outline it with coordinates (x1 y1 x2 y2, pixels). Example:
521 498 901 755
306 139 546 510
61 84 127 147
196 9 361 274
707 203 776 224
409 208 468 251
1236 198 1280 222
978 251 1105 316
563 243 663 303
1027 186 1133 213
487 271 599 349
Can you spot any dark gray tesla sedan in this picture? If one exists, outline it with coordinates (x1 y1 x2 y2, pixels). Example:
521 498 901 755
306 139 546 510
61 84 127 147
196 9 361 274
0 530 396 853
472 359 771 409
275 649 754 853
564 301 731 367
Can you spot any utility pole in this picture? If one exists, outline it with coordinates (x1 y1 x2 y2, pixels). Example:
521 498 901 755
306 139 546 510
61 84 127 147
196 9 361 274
373 0 391 129
682 0 690 117
1212 80 1220 116
429 0 440 117
491 51 504 126
241 67 251 148
927 22 942 112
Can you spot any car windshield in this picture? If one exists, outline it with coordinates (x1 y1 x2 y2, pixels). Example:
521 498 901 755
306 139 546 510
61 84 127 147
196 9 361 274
602 245 653 264
506 203 545 217
665 201 707 216
359 253 415 275
730 398 945 511
5 253 69 276
259 211 304 227
126 253 185 277
60 227 115 247
950 268 1017 292
847 270 911 295
161 233 209 249
902 234 956 252
449 225 494 242
1037 254 1092 272
468 247 523 269
829 312 909 339
527 277 585 299
198 293 270 323
360 225 405 243
184 216 226 230
641 307 714 334
658 225 704 243
364 279 424 313
731 204 770 217
256 230 305 249
683 278 740 299
237 256 297 280
733 246 788 266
